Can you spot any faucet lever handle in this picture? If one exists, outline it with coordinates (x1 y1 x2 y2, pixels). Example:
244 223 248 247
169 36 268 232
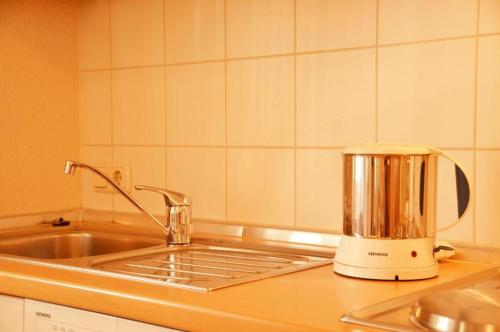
135 185 192 207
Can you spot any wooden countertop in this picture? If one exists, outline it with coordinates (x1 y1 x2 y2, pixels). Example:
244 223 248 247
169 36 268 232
0 258 494 331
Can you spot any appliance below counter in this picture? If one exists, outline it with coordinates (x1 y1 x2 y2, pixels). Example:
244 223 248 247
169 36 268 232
24 298 179 332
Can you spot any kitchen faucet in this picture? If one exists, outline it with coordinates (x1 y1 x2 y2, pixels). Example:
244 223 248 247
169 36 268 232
64 160 192 245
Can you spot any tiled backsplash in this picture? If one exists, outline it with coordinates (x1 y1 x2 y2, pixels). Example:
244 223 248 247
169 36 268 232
78 0 500 247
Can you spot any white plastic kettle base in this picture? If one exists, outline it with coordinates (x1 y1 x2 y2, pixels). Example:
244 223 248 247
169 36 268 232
333 236 438 281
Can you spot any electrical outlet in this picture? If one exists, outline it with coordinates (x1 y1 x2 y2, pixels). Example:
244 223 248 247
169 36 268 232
92 164 131 193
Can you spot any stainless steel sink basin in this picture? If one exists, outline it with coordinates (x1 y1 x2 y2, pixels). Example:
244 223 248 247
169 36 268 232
0 231 165 259
0 218 336 291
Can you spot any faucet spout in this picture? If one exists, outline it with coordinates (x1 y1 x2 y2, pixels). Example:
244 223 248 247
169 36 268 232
64 160 76 175
63 160 170 239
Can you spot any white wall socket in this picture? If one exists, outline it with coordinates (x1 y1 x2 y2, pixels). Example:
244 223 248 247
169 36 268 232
92 164 131 193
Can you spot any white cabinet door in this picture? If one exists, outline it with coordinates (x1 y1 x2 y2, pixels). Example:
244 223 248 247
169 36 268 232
0 294 23 332
118 318 181 332
24 299 118 332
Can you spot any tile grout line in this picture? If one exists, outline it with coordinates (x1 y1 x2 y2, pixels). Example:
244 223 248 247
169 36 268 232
80 143 500 151
80 32 500 72
480 31 500 37
78 32 500 73
293 0 297 228
472 0 481 243
379 34 478 48
224 0 229 224
375 0 379 142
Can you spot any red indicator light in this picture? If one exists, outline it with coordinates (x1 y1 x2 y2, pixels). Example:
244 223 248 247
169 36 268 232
411 251 417 257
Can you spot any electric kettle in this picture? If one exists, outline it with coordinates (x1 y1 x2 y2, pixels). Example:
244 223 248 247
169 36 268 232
333 144 470 280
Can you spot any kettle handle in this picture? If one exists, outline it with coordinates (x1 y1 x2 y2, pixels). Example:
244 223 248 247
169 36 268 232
427 147 471 233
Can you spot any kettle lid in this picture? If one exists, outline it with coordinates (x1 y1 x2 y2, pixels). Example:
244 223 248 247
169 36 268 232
343 143 434 155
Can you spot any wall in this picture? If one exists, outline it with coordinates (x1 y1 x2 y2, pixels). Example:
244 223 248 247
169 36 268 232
78 0 500 247
0 0 80 216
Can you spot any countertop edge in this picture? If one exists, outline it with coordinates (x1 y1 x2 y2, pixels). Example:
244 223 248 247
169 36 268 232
0 259 324 332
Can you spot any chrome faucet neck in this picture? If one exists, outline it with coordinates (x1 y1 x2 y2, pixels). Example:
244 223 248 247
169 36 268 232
63 160 171 240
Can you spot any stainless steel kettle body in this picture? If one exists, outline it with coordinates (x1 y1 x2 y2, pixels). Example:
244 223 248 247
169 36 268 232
343 145 470 240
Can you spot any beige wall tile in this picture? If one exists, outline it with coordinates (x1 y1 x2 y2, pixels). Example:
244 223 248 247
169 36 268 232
79 71 112 145
227 57 294 146
167 148 225 220
165 0 225 64
80 146 113 211
296 150 342 232
166 63 225 146
378 39 475 148
479 0 500 34
296 0 376 52
75 0 498 246
476 152 500 247
227 0 294 57
112 67 165 145
436 150 474 242
113 147 166 215
78 0 110 70
227 149 294 227
379 0 477 44
110 0 164 67
477 36 500 148
297 49 376 147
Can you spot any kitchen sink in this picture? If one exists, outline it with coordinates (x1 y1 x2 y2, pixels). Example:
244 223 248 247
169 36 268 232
0 219 335 291
0 230 165 259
